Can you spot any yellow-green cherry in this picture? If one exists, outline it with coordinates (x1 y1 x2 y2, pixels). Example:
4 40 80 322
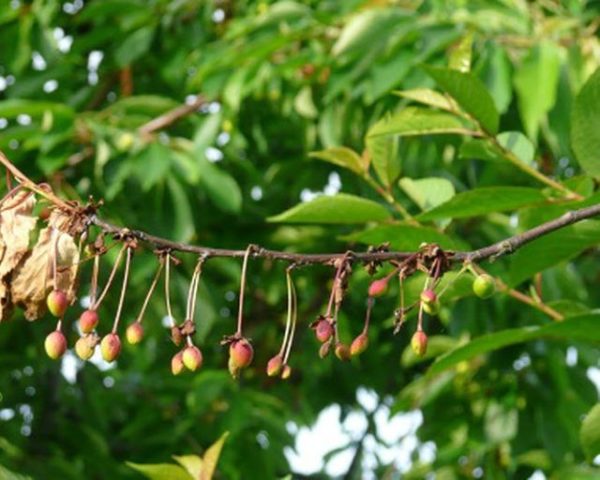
473 274 496 299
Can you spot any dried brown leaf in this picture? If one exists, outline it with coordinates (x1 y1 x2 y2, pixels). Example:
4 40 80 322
0 191 37 321
0 191 37 277
11 210 80 321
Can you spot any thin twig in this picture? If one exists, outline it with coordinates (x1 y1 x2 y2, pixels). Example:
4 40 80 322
138 95 206 137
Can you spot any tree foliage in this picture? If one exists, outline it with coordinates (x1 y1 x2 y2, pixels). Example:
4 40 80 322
1 1 600 479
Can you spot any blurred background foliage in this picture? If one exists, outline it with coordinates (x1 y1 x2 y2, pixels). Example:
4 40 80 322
1 0 600 478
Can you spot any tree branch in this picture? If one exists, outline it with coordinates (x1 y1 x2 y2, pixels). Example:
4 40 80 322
90 202 600 266
2 149 599 269
138 94 206 137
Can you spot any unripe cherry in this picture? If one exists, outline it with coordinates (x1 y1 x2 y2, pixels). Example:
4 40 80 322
47 290 68 318
182 345 203 371
314 319 333 343
319 341 331 358
100 333 121 362
229 338 254 369
421 288 440 315
411 330 428 357
79 309 99 334
281 364 292 380
44 331 67 360
171 351 185 375
350 333 369 356
368 278 389 297
335 343 351 361
126 322 144 345
473 274 496 299
228 355 240 379
75 335 96 360
266 354 283 377
420 289 437 304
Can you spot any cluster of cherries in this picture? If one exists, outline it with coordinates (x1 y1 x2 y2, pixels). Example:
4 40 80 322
42 257 496 378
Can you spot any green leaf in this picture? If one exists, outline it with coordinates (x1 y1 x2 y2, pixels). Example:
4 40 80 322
423 66 499 134
133 143 172 191
513 41 561 140
172 456 203 479
428 314 600 376
497 131 535 166
366 133 400 187
309 147 367 176
342 224 468 251
268 194 391 224
0 464 32 480
367 107 473 138
448 32 473 73
0 99 74 118
581 404 600 462
200 432 229 480
197 158 242 214
126 462 193 480
418 187 546 221
393 88 455 112
571 67 600 176
459 138 504 162
331 8 406 58
115 26 155 67
508 221 600 286
399 177 455 212
294 86 318 119
167 178 195 243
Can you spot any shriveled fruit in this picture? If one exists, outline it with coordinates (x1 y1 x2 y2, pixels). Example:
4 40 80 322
101 333 121 362
350 333 368 356
75 335 96 360
171 351 184 375
281 364 292 380
411 330 428 357
314 319 333 343
182 345 203 371
335 343 351 361
45 331 67 359
420 289 439 315
47 290 68 318
229 338 254 368
266 354 283 377
368 278 388 297
126 322 144 344
79 309 99 333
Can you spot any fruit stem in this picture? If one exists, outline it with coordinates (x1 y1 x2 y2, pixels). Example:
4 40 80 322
186 255 206 322
90 249 100 306
282 269 297 364
236 245 254 336
278 267 295 356
135 258 164 324
325 252 352 318
92 244 126 310
111 247 132 334
362 296 374 335
437 263 469 299
164 253 175 328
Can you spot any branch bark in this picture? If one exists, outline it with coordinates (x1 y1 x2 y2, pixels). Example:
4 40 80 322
2 149 599 268
90 202 600 266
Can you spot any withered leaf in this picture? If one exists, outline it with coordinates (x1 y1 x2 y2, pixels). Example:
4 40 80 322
11 210 80 321
0 190 37 321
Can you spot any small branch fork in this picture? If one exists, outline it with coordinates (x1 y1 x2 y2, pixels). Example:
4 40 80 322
2 150 600 269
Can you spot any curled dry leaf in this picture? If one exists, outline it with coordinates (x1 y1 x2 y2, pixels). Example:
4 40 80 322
0 191 37 321
10 209 80 321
